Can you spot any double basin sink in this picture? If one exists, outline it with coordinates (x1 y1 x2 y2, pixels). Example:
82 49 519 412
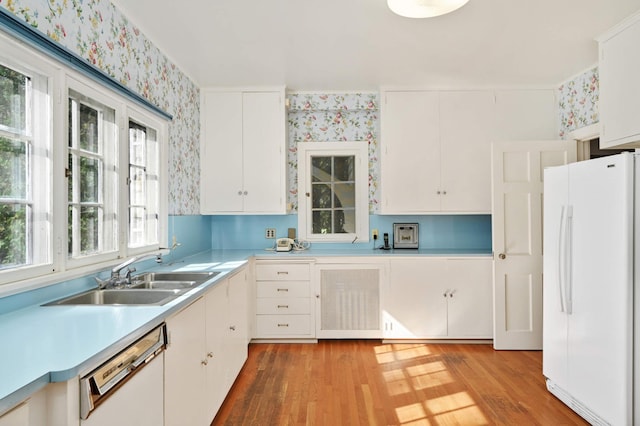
43 271 220 307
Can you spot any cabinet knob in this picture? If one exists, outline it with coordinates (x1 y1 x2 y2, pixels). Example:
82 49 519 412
243 190 248 195
201 359 208 366
229 325 236 331
237 190 242 196
207 352 214 358
498 253 506 260
442 191 447 195
437 190 441 195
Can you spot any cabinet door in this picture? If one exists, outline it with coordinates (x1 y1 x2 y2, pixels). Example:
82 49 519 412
204 282 229 423
165 298 207 426
242 91 286 213
0 402 28 426
599 15 640 148
384 259 447 338
226 269 249 383
440 91 494 213
380 91 441 213
446 258 493 338
201 91 244 213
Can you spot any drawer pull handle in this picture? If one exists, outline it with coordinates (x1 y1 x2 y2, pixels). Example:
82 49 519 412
277 323 289 327
277 288 289 292
277 271 289 275
277 305 289 309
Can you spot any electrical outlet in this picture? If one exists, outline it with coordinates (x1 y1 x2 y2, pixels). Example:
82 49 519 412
372 229 379 239
265 228 276 239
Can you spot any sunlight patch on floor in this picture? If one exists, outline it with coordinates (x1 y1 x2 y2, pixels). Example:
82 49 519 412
377 343 489 425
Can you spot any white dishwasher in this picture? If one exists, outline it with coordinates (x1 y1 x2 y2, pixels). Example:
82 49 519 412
80 324 166 426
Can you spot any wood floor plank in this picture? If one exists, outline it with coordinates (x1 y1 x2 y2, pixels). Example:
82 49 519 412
212 341 588 426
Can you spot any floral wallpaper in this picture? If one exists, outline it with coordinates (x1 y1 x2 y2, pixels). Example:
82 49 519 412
0 0 200 215
558 66 599 138
287 93 380 213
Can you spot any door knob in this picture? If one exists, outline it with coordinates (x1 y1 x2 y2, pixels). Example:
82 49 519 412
498 253 506 260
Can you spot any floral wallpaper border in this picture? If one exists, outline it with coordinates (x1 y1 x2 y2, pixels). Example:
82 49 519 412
0 0 200 215
558 66 599 138
287 93 380 213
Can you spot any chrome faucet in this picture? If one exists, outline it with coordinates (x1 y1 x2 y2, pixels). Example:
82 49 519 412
96 253 163 289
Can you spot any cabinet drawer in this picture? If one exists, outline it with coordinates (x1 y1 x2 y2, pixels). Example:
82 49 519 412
257 281 310 298
256 298 310 315
256 315 312 336
255 263 310 281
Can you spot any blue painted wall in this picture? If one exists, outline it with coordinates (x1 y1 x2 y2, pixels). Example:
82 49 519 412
208 214 492 251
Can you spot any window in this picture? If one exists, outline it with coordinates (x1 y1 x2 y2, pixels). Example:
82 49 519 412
298 142 369 243
67 89 117 260
0 57 51 276
0 32 167 290
128 118 162 249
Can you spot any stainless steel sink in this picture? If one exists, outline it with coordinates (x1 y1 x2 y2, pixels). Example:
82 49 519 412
129 271 219 290
130 280 198 290
43 289 183 306
132 271 219 283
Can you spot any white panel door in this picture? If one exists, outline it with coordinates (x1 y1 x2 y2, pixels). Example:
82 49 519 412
242 91 286 213
201 91 243 213
492 140 576 349
380 91 441 213
440 91 495 212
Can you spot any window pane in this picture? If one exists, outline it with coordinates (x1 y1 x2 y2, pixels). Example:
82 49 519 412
79 104 99 152
129 207 145 247
0 65 27 132
335 209 355 233
80 206 99 254
311 183 332 209
130 165 146 206
311 156 332 182
334 156 354 182
0 204 27 268
312 210 332 234
0 137 27 198
129 125 146 166
80 157 100 202
333 183 355 209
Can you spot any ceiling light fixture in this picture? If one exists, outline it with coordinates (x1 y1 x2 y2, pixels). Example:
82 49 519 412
387 0 470 18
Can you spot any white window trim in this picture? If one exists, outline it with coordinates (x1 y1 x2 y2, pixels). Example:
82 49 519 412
124 106 168 257
297 141 369 243
0 33 169 297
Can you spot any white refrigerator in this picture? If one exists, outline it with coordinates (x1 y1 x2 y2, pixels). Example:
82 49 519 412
543 152 635 425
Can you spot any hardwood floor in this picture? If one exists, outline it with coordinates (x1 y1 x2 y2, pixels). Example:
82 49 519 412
212 340 588 426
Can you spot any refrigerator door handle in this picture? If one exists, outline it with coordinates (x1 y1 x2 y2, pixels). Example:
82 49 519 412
558 205 567 313
565 205 573 315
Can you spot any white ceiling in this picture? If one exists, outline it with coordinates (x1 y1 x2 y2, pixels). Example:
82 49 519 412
110 0 640 91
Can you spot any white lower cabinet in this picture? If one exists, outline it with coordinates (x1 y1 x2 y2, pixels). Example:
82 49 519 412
315 262 385 339
384 258 492 339
165 268 249 426
0 402 29 426
254 261 314 338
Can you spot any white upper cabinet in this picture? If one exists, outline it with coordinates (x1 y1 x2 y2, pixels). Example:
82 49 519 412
380 88 556 215
380 90 440 213
598 11 640 149
200 87 287 214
